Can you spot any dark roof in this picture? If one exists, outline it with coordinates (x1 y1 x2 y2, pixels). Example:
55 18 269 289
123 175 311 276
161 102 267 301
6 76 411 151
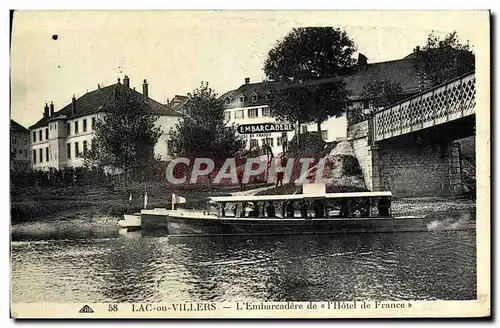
220 56 423 107
343 57 422 100
30 82 181 129
168 95 189 112
10 119 29 133
220 81 278 109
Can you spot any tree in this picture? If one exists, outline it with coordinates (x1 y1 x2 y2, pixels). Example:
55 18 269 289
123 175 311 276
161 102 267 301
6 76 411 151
348 79 405 125
360 79 405 109
83 86 162 182
263 27 357 145
415 31 475 87
168 82 244 167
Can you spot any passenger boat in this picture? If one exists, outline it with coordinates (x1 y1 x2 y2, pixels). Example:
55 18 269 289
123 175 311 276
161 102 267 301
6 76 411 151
155 184 459 236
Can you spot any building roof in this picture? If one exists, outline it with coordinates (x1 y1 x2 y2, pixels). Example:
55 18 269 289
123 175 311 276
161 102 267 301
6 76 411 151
219 81 278 109
30 81 181 129
168 95 190 112
10 119 29 133
220 56 423 108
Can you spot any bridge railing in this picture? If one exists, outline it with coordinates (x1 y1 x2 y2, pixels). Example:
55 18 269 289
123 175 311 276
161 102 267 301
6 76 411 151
372 72 476 142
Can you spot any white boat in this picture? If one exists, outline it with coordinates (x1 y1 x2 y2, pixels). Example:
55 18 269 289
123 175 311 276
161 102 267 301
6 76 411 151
118 214 141 231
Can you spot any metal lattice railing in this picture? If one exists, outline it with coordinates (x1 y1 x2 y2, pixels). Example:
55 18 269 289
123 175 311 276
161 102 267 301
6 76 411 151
372 72 475 142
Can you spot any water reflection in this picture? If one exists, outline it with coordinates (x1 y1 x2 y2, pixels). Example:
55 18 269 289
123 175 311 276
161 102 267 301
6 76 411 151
11 219 476 303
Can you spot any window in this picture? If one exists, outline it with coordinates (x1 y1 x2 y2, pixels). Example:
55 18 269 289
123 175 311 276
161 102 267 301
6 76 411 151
238 95 245 103
12 135 16 143
46 148 49 162
235 110 244 119
67 144 71 159
92 117 96 130
262 107 271 117
83 140 88 154
83 119 87 132
277 136 283 146
50 124 52 130
248 108 258 118
224 97 231 105
251 93 258 102
321 130 328 140
75 121 79 134
33 150 36 164
45 128 49 140
24 150 27 158
39 149 43 163
33 132 36 143
301 125 308 134
264 138 274 147
75 142 79 158
24 137 27 145
250 139 258 148
363 100 370 109
265 91 272 100
67 123 71 136
39 130 42 141
224 111 231 121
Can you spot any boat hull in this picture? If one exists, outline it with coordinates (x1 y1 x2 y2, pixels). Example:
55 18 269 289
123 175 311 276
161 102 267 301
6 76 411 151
165 215 473 236
118 214 142 231
140 209 171 233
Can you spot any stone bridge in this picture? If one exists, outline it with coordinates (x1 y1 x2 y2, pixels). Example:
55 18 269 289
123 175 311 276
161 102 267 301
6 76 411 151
349 72 476 197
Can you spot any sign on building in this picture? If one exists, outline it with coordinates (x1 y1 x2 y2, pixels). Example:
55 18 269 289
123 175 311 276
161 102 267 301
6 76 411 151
237 123 295 134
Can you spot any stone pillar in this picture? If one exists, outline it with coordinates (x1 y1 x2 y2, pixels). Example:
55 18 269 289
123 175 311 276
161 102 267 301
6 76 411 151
370 144 381 191
448 141 463 195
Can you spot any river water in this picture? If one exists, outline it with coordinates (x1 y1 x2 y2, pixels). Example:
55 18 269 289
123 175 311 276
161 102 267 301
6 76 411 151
11 211 477 303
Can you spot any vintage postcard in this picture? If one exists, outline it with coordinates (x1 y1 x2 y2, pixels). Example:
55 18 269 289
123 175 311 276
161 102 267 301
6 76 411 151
9 10 490 319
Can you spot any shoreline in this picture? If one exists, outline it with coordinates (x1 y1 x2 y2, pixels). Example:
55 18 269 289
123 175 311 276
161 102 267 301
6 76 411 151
11 185 476 225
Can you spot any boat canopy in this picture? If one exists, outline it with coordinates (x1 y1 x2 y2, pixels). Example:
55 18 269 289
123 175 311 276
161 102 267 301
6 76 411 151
209 191 392 203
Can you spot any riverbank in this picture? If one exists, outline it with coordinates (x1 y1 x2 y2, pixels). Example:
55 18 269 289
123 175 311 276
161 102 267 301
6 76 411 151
10 183 276 223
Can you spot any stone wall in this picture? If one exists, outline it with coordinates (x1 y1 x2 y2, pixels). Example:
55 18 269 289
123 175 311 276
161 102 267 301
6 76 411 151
347 120 373 190
374 141 461 197
347 119 467 197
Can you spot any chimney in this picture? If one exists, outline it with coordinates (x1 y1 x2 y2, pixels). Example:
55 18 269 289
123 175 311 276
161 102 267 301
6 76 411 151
44 103 49 119
71 95 76 115
142 79 149 100
357 53 368 69
98 83 101 90
117 77 121 84
245 77 250 84
414 46 420 53
50 101 54 117
123 75 130 88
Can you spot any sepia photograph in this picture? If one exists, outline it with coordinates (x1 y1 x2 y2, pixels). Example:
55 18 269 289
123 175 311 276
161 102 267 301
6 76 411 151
8 10 490 318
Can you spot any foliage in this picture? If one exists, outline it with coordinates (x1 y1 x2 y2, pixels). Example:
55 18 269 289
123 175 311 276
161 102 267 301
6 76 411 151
83 86 162 180
10 166 109 189
348 79 405 125
360 79 405 109
264 27 357 82
263 27 357 143
415 31 475 87
168 82 245 166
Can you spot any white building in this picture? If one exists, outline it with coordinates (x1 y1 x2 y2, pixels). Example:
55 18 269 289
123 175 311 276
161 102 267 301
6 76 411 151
29 75 181 171
219 53 425 156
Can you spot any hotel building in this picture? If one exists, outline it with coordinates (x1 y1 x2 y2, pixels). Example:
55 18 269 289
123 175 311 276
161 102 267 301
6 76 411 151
29 76 181 171
220 53 426 156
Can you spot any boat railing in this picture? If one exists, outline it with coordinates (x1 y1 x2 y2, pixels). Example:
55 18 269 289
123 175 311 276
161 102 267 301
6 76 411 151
211 195 393 219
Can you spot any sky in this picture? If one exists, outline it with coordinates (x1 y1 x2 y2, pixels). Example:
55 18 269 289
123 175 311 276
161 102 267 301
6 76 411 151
10 10 487 128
